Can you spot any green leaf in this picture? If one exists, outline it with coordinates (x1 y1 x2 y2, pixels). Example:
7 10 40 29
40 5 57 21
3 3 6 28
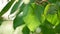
34 4 45 23
0 17 3 25
22 26 30 34
41 26 56 34
10 0 21 14
44 4 59 26
0 0 15 16
56 1 60 22
23 4 30 17
23 4 40 32
47 14 59 26
13 14 25 29
30 0 35 3
44 4 51 15
17 3 25 15
13 3 30 29
40 20 56 34
55 23 60 33
48 0 56 3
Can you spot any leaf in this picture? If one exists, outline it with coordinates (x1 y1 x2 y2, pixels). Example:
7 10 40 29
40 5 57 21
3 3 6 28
34 4 45 23
56 1 60 22
17 3 25 15
23 4 40 32
30 0 35 3
44 4 59 26
0 0 15 16
40 25 55 34
47 14 59 26
13 3 30 29
40 20 56 34
22 26 30 34
44 4 51 15
10 0 21 14
23 4 30 17
13 14 25 29
48 0 56 3
55 23 60 33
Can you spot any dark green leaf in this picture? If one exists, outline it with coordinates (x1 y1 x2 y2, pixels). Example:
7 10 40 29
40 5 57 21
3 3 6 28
34 4 45 23
48 0 56 3
0 0 15 16
22 26 30 34
41 25 56 34
40 20 56 34
47 14 59 26
44 4 59 26
55 23 60 33
13 14 25 29
17 3 25 15
10 0 21 14
30 0 35 3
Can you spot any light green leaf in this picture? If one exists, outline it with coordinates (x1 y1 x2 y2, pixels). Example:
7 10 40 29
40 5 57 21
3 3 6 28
47 14 59 26
23 4 40 32
44 4 51 16
44 4 59 26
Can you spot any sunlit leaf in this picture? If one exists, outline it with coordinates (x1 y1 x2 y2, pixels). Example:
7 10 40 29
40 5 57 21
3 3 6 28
47 14 59 26
23 4 40 32
44 4 51 15
44 4 59 26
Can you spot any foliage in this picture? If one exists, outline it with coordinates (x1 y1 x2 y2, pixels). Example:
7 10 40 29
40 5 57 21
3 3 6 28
0 0 60 34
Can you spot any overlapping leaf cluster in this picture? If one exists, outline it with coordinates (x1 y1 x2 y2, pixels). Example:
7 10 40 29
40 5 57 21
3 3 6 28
0 0 60 34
